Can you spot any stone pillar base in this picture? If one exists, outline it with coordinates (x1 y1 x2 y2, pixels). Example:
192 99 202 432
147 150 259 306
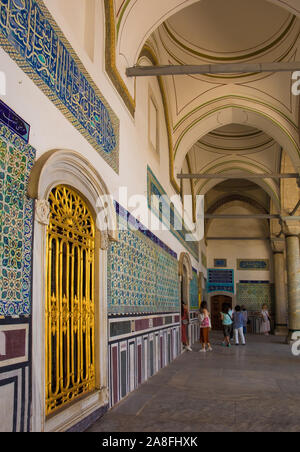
274 325 288 336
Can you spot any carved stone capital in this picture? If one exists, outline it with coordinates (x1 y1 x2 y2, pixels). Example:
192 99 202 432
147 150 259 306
35 199 50 225
283 220 300 237
100 230 109 251
271 238 285 254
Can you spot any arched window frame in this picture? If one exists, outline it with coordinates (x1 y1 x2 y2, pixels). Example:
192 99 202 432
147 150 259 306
178 252 193 309
28 150 117 432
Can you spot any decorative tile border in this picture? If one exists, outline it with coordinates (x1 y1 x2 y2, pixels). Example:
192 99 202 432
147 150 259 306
0 0 119 172
115 202 177 259
0 100 30 143
237 259 270 271
0 122 35 316
104 0 135 117
147 166 199 261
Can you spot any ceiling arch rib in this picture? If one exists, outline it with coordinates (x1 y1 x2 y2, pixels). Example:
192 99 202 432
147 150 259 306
205 199 271 237
174 103 300 183
191 161 281 212
205 193 271 236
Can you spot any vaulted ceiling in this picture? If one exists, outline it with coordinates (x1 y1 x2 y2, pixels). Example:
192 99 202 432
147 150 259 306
141 0 300 211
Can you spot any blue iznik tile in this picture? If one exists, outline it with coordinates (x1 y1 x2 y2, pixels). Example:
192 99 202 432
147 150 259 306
0 122 35 316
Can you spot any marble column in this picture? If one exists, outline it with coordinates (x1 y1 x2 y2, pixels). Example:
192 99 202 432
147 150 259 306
284 222 300 340
271 239 288 336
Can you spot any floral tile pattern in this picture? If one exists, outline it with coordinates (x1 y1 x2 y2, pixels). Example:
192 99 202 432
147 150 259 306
108 206 180 315
0 124 35 316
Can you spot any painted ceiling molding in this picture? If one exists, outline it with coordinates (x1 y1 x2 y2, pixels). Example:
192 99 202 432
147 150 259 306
173 104 300 180
185 154 196 223
139 44 180 194
206 194 269 215
193 163 281 211
113 0 300 71
161 14 298 61
173 95 298 133
104 0 136 116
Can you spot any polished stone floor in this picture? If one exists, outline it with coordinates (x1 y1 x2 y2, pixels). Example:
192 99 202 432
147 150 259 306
87 332 300 432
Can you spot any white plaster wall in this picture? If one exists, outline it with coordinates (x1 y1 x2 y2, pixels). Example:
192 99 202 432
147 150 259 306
207 239 273 288
207 206 273 291
0 0 199 271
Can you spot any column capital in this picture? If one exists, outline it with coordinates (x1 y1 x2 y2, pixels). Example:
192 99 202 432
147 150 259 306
282 220 300 237
100 230 109 251
271 238 285 253
35 199 50 225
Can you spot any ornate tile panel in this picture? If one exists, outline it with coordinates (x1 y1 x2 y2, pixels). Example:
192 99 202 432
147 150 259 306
0 123 35 316
0 0 119 172
147 166 199 261
190 270 199 310
207 269 234 294
108 205 180 315
237 283 275 313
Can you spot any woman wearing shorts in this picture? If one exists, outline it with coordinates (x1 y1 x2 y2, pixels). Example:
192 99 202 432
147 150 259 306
221 304 233 348
199 301 212 353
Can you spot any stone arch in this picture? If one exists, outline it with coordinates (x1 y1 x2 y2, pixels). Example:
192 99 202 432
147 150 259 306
192 159 281 212
178 252 193 281
205 198 271 237
28 149 114 431
28 149 118 242
280 150 300 215
205 194 270 235
179 252 193 308
174 103 300 184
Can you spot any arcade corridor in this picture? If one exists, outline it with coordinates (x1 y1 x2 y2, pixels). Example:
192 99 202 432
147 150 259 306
1 0 300 433
87 333 300 433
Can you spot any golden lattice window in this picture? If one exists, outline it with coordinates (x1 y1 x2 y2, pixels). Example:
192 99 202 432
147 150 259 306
45 185 96 416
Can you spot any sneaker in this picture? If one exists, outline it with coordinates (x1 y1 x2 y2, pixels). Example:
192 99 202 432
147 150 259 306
207 347 213 352
199 348 206 353
227 344 231 348
235 344 239 346
186 346 193 352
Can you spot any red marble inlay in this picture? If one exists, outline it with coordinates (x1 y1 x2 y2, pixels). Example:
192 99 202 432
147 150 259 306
135 319 149 332
0 329 26 361
153 317 164 327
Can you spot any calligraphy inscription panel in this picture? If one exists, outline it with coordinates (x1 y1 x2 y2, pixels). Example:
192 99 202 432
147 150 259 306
0 0 119 172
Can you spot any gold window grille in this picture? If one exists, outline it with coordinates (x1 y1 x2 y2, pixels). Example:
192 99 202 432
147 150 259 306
45 185 96 416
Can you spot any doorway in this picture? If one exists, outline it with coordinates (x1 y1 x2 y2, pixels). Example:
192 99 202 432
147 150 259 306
211 295 232 330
